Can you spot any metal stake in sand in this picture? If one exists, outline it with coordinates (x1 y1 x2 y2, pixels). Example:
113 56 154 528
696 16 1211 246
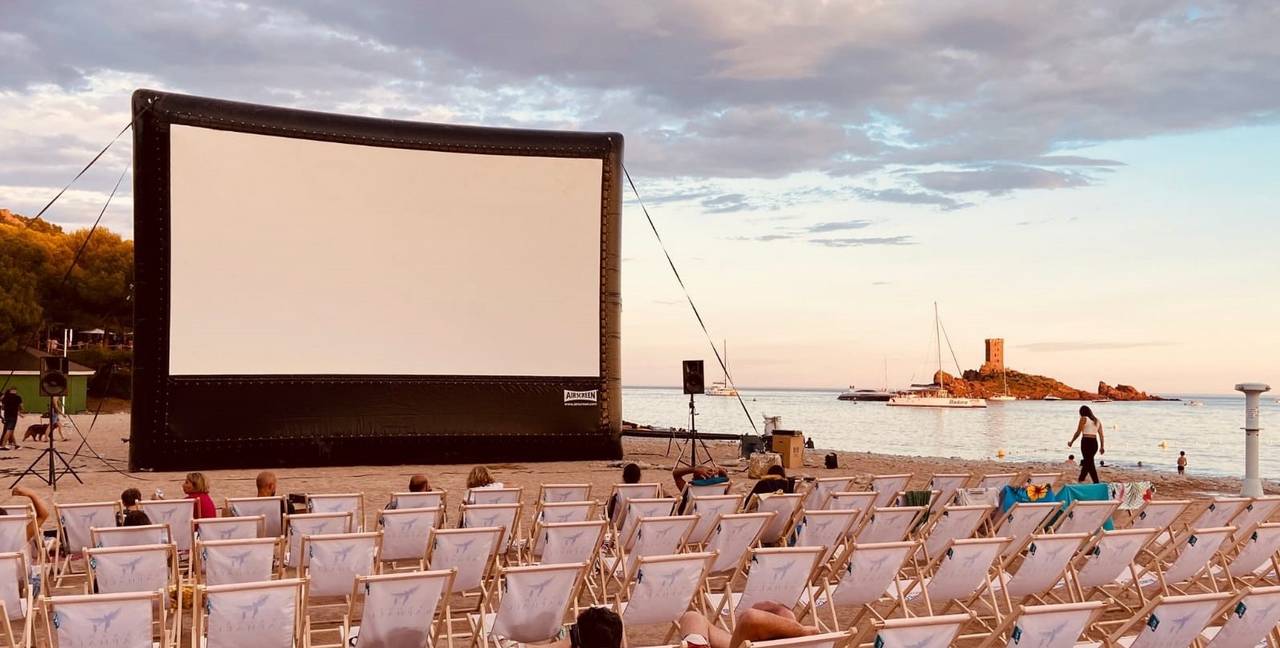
1235 382 1271 498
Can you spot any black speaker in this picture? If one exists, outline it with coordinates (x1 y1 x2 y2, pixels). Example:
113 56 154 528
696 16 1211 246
682 360 705 395
40 356 69 397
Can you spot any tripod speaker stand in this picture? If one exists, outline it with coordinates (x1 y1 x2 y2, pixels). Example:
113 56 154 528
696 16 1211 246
666 360 715 468
10 358 82 490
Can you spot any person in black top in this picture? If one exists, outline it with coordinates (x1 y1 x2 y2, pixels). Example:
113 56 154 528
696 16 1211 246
1 388 22 450
606 463 643 521
749 465 793 497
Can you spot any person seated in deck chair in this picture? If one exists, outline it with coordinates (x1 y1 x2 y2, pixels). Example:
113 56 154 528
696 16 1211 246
547 606 623 648
606 463 643 521
749 465 793 497
678 601 818 648
673 463 729 511
1 485 50 542
122 510 152 527
408 474 430 492
117 488 142 525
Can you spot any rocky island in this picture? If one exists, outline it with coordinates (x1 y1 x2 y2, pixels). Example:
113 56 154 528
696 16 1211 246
934 338 1168 401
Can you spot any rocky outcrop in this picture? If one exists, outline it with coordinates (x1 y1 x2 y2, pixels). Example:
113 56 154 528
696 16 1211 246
934 368 1166 401
1098 382 1163 401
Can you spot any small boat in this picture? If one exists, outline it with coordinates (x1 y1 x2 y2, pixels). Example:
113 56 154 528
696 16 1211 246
989 394 1017 402
838 387 893 402
706 340 739 397
1043 395 1063 401
1185 400 1204 407
989 365 1015 401
1092 398 1113 403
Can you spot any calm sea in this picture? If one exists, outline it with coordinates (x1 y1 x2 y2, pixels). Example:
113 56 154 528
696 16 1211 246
622 387 1280 478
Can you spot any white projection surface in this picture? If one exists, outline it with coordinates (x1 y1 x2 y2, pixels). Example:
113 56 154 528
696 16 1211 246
168 125 603 376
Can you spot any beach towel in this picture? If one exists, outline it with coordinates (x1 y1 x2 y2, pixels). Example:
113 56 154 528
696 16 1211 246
999 484 1060 512
1108 481 1155 510
1056 482 1115 531
902 490 933 531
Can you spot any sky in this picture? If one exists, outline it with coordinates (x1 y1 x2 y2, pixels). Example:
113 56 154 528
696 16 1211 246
1 1 1277 394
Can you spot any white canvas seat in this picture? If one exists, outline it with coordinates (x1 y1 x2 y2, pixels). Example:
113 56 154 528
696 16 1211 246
687 495 744 546
53 501 120 586
306 493 365 531
741 631 852 648
1140 526 1236 595
866 612 968 648
389 490 446 511
615 515 697 578
992 502 1059 558
811 541 916 631
870 474 912 509
424 526 504 632
92 524 170 549
1182 498 1251 536
377 506 442 564
461 503 522 555
1053 500 1120 536
535 501 596 527
195 537 281 586
538 483 591 505
804 478 854 510
469 562 585 648
194 515 265 542
0 516 36 576
1225 496 1280 538
927 474 971 514
1068 527 1158 607
42 591 166 648
920 504 993 562
789 509 859 563
1026 472 1064 488
85 543 180 645
1199 585 1280 648
754 494 804 546
608 483 662 526
1125 499 1191 546
976 473 1019 491
226 496 286 537
678 480 733 514
284 511 354 568
465 487 522 506
993 533 1089 614
823 492 876 522
616 552 716 645
193 578 306 648
707 547 825 626
616 498 677 542
301 531 381 599
343 569 453 648
1103 591 1232 648
974 601 1107 648
137 499 196 553
0 552 33 648
704 513 773 578
853 507 925 545
531 520 607 566
889 536 1009 618
1220 522 1280 587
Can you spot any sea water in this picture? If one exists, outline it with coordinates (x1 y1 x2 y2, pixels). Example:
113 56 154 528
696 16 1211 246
622 387 1279 478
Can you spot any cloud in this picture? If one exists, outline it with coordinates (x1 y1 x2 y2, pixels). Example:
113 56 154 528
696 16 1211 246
807 219 873 233
727 234 793 242
1017 341 1176 352
809 236 915 248
908 165 1093 195
701 193 753 213
853 187 970 210
871 280 892 286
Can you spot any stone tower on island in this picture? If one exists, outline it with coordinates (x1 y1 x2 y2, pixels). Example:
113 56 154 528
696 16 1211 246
980 338 1004 374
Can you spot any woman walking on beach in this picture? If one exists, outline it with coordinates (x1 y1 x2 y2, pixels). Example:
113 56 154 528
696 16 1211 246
1067 405 1105 483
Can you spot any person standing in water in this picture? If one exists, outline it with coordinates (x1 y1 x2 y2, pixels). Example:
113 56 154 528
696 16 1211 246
1067 405 1105 483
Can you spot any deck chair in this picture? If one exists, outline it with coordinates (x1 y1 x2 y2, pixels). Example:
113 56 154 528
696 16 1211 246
1199 584 1280 648
306 493 365 530
42 591 166 648
389 490 446 511
1225 495 1280 538
808 541 916 631
991 533 1089 616
0 516 36 576
927 474 971 514
871 474 912 509
607 483 663 526
1026 471 1064 488
1068 527 1158 610
194 515 265 542
301 531 382 646
823 492 876 519
740 631 852 648
91 524 170 549
85 543 180 645
424 526 504 640
890 536 1009 618
53 501 120 586
614 515 697 581
678 480 733 515
865 612 968 648
192 578 306 648
754 494 804 546
789 509 859 564
136 500 195 553
538 483 591 505
1052 499 1119 536
1216 522 1280 589
1125 498 1192 546
226 496 286 537
704 513 774 583
465 487 522 506
706 547 825 627
530 520 607 565
193 537 281 585
974 601 1107 648
804 478 854 510
343 569 453 648
377 506 443 567
1187 498 1252 534
617 498 678 543
461 503 522 556
535 501 597 527
1103 591 1233 648
853 507 925 545
976 473 1019 491
1137 526 1237 596
284 511 354 569
616 552 716 647
992 502 1059 558
0 552 33 648
469 562 585 648
920 504 993 563
687 495 745 546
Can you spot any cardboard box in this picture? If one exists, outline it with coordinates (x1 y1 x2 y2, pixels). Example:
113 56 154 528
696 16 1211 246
770 430 805 469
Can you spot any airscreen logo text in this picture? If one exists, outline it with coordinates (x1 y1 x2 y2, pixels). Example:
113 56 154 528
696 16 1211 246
563 390 598 406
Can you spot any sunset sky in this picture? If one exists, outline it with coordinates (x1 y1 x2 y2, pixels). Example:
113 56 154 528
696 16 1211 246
2 2 1277 393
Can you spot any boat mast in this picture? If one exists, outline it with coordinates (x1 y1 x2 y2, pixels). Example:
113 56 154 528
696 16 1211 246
723 339 728 383
934 302 942 381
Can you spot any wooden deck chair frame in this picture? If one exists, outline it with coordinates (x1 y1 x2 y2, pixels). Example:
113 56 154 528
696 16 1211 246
136 499 196 554
1184 497 1252 535
1100 590 1234 646
702 512 774 590
677 480 733 515
882 536 1011 621
301 531 383 647
42 590 170 648
987 532 1090 621
424 526 505 644
613 552 716 648
191 536 284 585
991 502 1059 558
306 492 366 531
342 568 456 648
749 493 804 547
607 483 663 528
851 506 926 546
740 630 852 648
803 477 855 511
1025 471 1064 488
686 494 745 548
537 483 592 505
469 561 588 648
225 495 287 537
84 542 181 645
0 513 42 588
917 504 994 565
1225 495 1280 539
1051 499 1120 536
1065 527 1159 614
464 487 523 507
705 546 826 631
529 520 608 603
616 498 678 545
193 515 267 543
284 511 355 571
975 473 1019 491
52 500 121 588
806 540 917 632
788 509 860 566
858 612 970 648
191 578 307 648
460 502 523 561
1217 521 1280 591
870 474 913 509
389 489 448 513
1123 498 1192 547
376 505 444 570
973 600 1107 648
927 474 972 514
0 551 33 648
90 523 171 549
611 515 697 588
1137 525 1237 598
823 493 877 532
1198 584 1280 648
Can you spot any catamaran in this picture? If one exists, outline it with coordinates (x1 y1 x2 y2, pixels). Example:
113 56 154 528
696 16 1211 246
706 339 739 397
887 303 987 409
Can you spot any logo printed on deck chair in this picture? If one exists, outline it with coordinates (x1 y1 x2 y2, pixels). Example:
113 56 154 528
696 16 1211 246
563 390 598 406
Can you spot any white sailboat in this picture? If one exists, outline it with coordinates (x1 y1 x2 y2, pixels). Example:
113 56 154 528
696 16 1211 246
989 368 1016 402
706 339 739 397
887 304 987 409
